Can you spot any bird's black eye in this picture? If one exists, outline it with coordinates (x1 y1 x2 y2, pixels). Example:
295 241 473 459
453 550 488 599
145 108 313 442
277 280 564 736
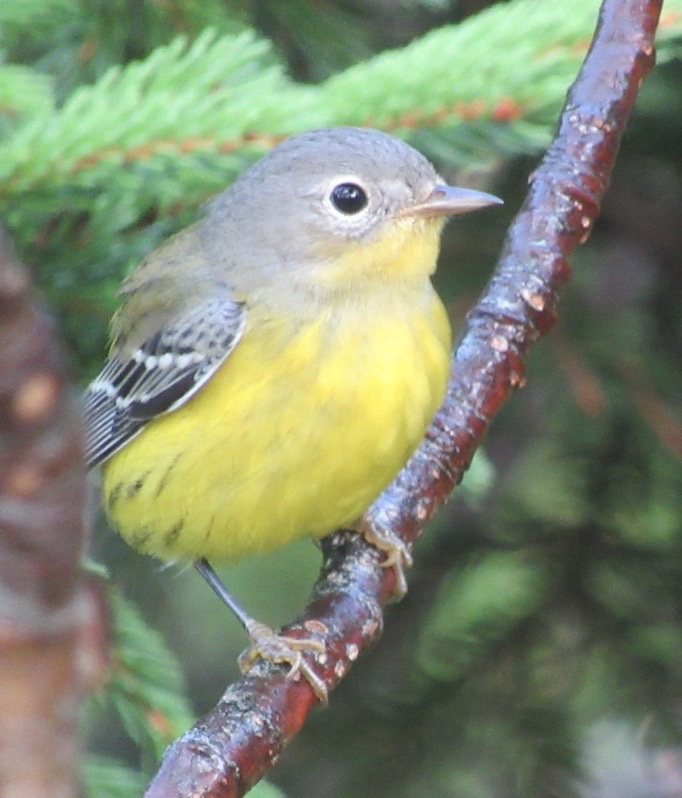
330 183 368 214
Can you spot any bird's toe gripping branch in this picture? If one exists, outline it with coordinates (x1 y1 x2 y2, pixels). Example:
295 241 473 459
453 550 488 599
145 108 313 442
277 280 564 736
239 619 329 704
355 519 414 599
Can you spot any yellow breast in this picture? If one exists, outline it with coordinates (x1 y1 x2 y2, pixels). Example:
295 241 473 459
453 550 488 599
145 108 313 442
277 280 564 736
102 288 451 562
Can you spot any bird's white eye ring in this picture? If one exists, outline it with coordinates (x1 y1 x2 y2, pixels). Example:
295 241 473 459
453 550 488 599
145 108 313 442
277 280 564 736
329 182 369 215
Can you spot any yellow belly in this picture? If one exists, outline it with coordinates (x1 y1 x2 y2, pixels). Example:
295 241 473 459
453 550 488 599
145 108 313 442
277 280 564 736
102 292 451 562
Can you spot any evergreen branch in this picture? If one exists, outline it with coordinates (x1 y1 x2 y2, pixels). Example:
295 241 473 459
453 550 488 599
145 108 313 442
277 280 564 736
87 587 194 766
0 65 54 134
144 1 663 796
0 29 317 197
320 0 681 158
1 0 680 209
321 0 604 129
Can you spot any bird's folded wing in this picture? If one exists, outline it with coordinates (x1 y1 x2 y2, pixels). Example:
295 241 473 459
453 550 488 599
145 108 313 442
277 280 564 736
83 296 246 468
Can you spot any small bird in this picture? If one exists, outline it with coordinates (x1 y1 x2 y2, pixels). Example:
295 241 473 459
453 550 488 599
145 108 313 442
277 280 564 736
84 126 501 699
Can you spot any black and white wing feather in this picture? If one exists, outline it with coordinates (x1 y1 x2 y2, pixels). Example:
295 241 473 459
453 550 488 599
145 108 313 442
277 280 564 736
83 296 246 469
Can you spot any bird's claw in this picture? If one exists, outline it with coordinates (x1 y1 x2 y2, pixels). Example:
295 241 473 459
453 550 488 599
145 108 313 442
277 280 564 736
239 620 328 704
358 522 412 599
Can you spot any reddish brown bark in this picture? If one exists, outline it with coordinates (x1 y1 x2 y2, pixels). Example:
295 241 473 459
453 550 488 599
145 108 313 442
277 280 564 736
0 230 108 796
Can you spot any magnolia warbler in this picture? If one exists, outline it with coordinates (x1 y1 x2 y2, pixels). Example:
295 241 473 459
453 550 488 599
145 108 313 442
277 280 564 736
84 127 501 699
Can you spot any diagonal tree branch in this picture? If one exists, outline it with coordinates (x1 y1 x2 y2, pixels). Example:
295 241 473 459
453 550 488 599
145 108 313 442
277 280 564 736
146 1 662 795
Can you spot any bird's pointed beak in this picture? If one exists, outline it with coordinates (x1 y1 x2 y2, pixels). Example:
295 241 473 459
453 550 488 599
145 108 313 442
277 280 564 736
398 185 503 218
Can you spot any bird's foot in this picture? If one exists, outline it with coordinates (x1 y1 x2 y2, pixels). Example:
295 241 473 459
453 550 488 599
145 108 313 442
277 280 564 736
357 521 412 599
239 619 328 704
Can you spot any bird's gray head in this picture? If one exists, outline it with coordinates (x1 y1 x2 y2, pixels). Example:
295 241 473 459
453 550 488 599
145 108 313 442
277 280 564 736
201 127 501 291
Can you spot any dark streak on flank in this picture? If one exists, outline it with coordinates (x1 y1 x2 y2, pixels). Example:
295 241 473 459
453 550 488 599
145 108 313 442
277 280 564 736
129 526 153 548
204 515 217 542
164 519 185 548
126 477 146 499
155 453 182 498
107 481 125 511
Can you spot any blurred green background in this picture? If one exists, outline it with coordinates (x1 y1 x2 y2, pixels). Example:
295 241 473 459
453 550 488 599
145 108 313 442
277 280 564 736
2 1 682 796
